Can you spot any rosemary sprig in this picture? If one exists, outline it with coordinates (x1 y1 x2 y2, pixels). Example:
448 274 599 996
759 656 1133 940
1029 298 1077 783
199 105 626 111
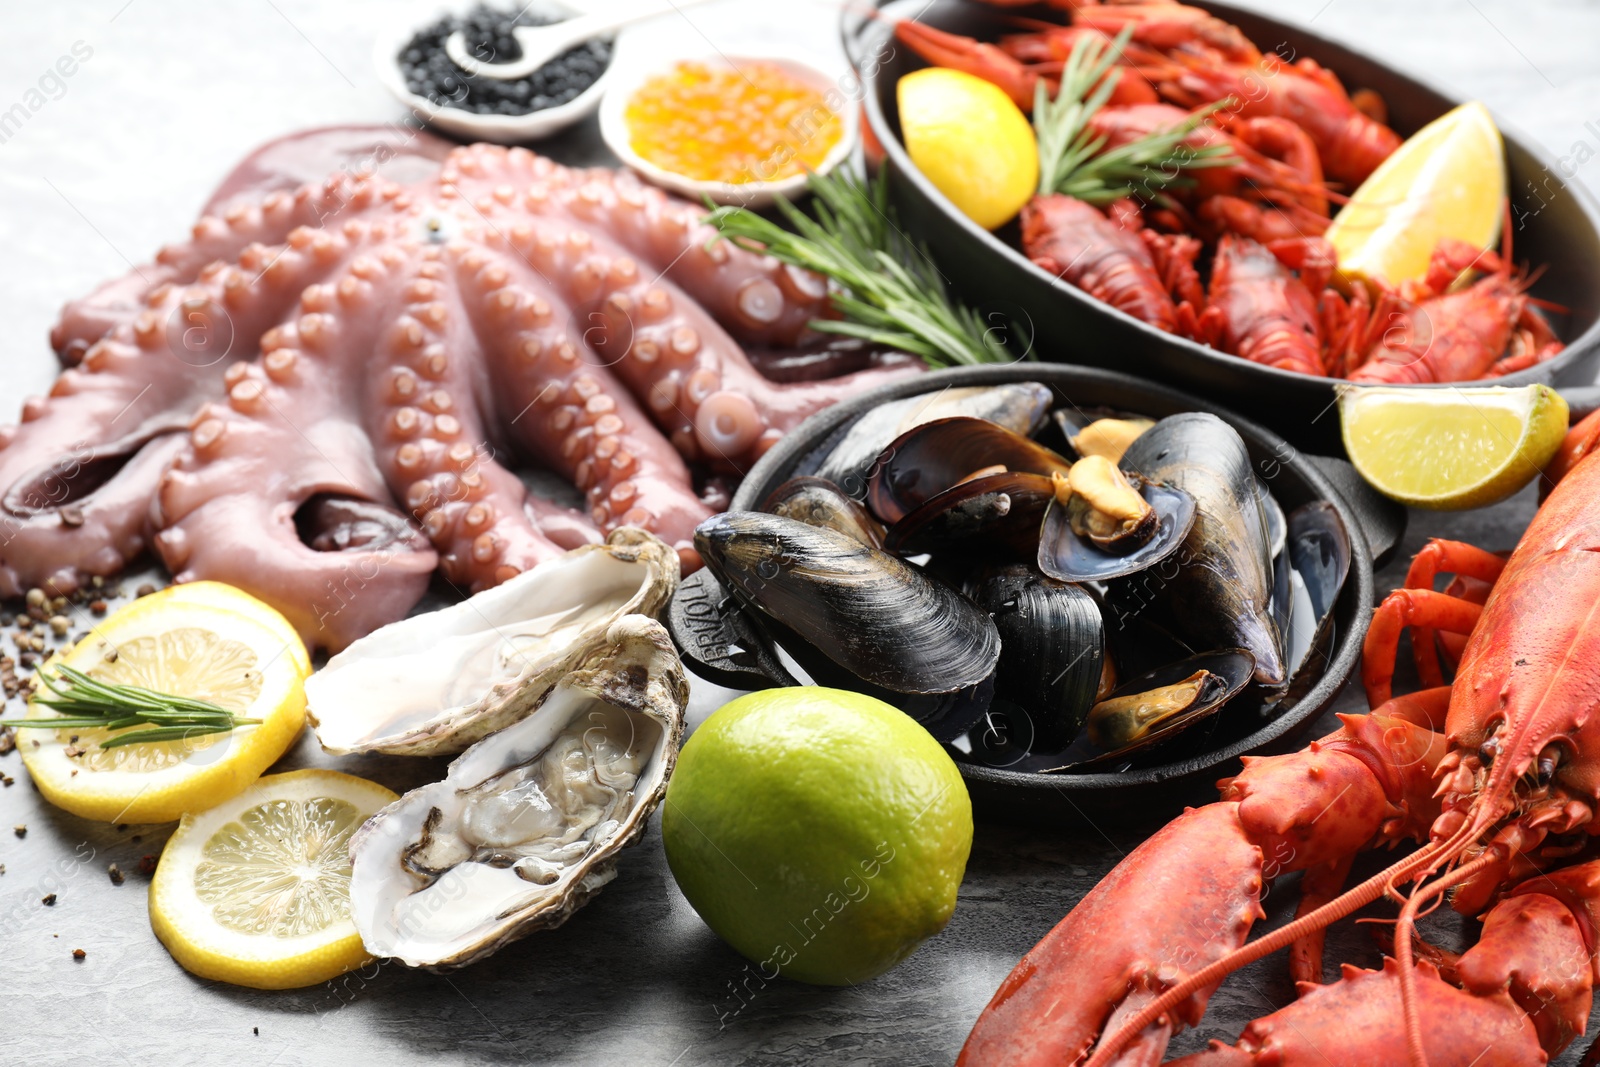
1034 25 1235 205
0 662 260 750
704 170 1014 367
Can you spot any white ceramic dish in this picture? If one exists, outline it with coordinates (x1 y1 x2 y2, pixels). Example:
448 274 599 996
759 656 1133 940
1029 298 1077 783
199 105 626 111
372 0 616 143
598 49 859 209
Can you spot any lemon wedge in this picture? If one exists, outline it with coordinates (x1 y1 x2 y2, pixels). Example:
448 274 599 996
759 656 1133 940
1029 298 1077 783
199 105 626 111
1327 101 1505 288
150 769 397 989
898 67 1038 230
1340 384 1568 509
17 582 309 823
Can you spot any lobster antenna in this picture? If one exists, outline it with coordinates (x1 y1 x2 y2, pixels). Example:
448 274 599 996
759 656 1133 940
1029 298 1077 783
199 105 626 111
1079 816 1482 1067
1392 848 1503 1067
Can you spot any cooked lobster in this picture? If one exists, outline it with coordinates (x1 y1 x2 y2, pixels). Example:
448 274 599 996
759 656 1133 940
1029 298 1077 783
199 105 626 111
958 416 1600 1066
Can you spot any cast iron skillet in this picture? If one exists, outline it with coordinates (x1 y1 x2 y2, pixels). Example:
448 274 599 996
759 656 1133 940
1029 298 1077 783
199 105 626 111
668 365 1381 824
842 0 1600 454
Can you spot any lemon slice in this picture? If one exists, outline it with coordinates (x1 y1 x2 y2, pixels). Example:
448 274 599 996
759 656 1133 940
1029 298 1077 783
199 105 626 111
17 582 309 823
150 769 397 989
898 68 1038 230
1340 384 1569 509
1327 101 1504 288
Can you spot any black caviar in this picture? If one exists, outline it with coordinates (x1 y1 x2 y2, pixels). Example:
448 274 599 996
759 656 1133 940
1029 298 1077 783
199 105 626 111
399 4 612 116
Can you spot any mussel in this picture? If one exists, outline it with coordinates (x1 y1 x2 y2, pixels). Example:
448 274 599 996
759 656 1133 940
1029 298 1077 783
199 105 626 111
815 382 1053 496
761 476 884 548
1118 414 1286 686
1036 476 1196 583
867 416 1195 577
974 649 1255 773
1087 668 1234 751
971 566 1104 750
885 472 1056 558
866 416 1069 525
1276 502 1353 694
694 512 1000 739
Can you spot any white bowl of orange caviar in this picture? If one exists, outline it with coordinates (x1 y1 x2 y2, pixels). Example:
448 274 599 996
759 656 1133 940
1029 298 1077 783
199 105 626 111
599 49 860 209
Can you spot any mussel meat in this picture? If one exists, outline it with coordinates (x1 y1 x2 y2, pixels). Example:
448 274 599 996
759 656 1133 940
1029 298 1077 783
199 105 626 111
1066 416 1156 463
1056 457 1157 554
1087 669 1232 751
1036 478 1196 583
1119 414 1285 686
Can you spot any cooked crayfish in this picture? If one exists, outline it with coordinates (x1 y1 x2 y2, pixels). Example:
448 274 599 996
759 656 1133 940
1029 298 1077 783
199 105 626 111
1022 193 1203 332
959 417 1600 1066
1345 238 1565 384
1191 235 1334 377
895 0 1400 185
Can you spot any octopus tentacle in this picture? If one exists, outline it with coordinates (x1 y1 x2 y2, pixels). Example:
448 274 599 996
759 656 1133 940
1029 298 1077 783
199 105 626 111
53 172 394 366
551 163 829 347
458 246 712 571
368 249 568 593
442 146 924 468
1 236 347 598
153 244 444 649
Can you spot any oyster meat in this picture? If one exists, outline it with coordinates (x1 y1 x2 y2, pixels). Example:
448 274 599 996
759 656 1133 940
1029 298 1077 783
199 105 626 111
306 528 677 755
348 616 688 969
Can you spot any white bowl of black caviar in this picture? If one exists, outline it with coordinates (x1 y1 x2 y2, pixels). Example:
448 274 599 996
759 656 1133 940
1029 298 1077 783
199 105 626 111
374 0 616 143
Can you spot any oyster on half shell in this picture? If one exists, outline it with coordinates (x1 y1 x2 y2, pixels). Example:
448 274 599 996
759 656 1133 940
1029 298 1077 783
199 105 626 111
305 527 677 755
348 615 688 969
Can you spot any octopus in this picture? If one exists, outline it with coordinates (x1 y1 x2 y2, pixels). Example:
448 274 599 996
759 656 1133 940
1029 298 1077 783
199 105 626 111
0 126 922 650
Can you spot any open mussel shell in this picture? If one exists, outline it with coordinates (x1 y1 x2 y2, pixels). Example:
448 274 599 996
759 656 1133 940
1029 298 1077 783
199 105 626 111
816 382 1053 496
1257 478 1287 561
1036 481 1196 583
980 649 1255 773
694 511 1000 711
884 471 1055 558
970 567 1104 751
761 475 884 548
1120 413 1285 687
865 416 1071 526
1276 502 1353 697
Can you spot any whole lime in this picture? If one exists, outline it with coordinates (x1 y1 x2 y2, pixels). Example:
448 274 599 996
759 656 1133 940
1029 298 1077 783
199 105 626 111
662 686 973 986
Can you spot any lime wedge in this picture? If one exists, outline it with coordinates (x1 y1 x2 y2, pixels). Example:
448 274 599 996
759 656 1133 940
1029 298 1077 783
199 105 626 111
1339 384 1568 509
1327 101 1505 288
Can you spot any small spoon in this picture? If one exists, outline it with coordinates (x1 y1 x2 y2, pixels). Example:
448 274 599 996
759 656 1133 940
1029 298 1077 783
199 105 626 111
445 0 717 80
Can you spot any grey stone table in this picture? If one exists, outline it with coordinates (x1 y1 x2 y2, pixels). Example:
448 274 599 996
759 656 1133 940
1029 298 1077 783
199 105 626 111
2 2 1597 1064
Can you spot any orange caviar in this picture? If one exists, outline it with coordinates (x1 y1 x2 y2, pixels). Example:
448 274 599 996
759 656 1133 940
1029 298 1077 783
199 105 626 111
625 60 843 184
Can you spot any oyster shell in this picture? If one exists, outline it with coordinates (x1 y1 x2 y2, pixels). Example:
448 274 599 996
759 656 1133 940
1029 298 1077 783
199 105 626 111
305 527 677 755
348 616 688 969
